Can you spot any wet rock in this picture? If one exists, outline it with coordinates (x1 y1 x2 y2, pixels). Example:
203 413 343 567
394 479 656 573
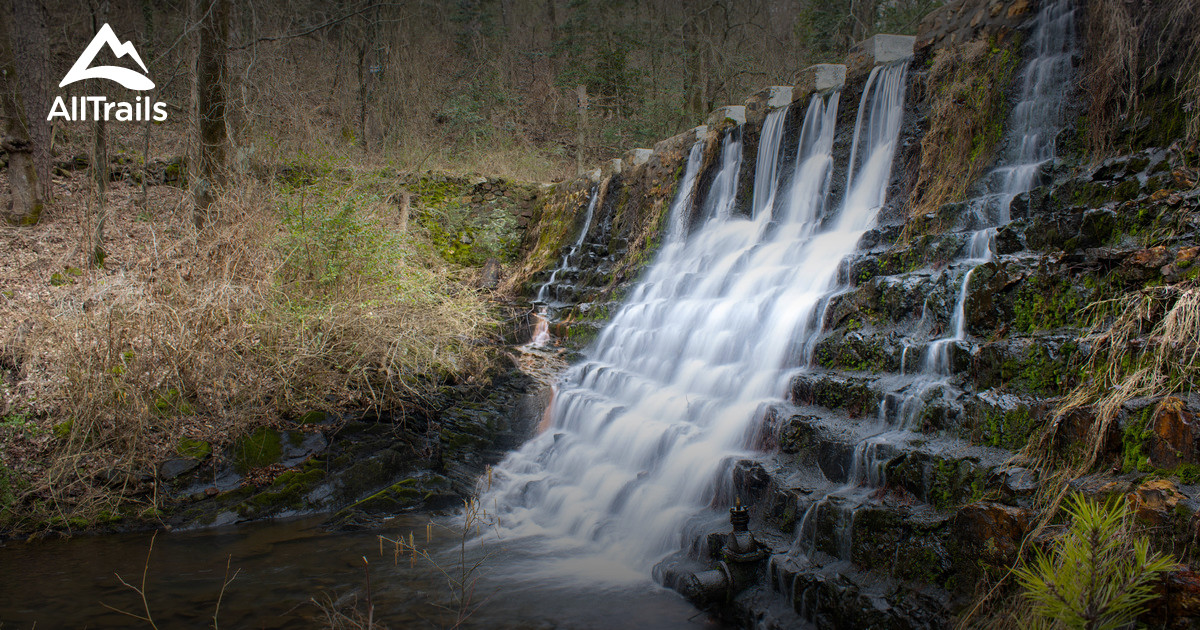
789 373 879 418
1079 208 1117 247
992 223 1023 255
1147 570 1200 627
339 473 457 515
778 414 822 454
1163 247 1200 283
993 466 1039 498
731 460 771 505
1147 397 1198 469
951 501 1032 568
280 430 328 467
480 257 502 289
1127 478 1186 526
1068 474 1138 504
159 457 202 481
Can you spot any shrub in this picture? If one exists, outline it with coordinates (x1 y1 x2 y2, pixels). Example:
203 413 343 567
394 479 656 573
1015 493 1176 630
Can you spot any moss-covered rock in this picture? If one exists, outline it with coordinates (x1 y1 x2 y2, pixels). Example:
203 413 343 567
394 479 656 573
232 427 283 473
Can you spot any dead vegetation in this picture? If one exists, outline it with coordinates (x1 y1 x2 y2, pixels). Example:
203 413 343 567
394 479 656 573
1083 0 1200 156
907 37 1022 219
1024 283 1200 478
0 165 496 532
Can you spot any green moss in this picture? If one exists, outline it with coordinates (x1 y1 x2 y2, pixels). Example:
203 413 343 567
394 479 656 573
154 388 194 416
51 419 73 440
242 468 327 514
1121 406 1155 473
1012 277 1083 333
1113 179 1141 202
981 407 1036 450
233 426 283 473
346 475 452 514
298 410 327 425
176 438 211 459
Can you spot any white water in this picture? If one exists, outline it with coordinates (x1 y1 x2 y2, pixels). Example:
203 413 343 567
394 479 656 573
485 62 909 579
751 107 790 219
668 139 708 241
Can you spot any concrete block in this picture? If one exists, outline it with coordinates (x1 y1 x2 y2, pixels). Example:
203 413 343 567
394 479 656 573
744 86 793 126
625 148 653 167
706 106 746 128
792 64 847 103
846 34 916 77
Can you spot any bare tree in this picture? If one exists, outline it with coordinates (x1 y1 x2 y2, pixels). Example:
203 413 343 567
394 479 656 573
89 0 110 267
9 0 51 202
0 5 43 226
193 0 229 227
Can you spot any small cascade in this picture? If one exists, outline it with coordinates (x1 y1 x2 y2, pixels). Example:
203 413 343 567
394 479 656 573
485 60 909 577
668 139 708 241
798 0 1077 560
751 107 790 218
533 186 599 307
529 307 552 347
701 127 744 221
525 187 600 347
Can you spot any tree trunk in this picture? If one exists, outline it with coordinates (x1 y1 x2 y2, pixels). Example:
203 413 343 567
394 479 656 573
193 0 229 228
89 1 109 266
10 0 51 201
0 10 42 226
575 84 588 176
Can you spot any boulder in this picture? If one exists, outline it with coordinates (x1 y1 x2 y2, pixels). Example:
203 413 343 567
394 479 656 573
1127 478 1186 526
706 106 746 128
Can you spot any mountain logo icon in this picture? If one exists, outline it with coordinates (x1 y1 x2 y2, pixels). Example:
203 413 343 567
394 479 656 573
59 23 154 91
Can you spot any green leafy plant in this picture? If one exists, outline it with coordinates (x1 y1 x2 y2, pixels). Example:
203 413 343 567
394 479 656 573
1015 493 1177 630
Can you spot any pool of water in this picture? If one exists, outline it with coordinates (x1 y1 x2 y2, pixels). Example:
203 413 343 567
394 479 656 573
0 514 724 629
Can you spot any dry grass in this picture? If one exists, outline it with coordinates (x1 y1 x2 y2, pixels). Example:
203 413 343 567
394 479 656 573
907 37 1021 219
1027 283 1200 475
0 165 497 531
1083 0 1200 156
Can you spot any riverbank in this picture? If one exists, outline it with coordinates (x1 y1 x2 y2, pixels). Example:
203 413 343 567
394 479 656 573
0 159 551 538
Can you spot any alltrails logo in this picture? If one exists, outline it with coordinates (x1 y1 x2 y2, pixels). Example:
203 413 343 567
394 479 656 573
47 23 167 122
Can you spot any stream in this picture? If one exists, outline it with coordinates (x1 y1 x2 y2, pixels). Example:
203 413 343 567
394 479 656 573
0 513 724 629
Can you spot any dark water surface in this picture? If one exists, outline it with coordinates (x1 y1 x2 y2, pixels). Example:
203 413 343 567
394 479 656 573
0 514 723 629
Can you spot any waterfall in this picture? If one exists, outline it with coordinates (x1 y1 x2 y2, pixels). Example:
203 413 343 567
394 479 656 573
920 0 1076 377
751 107 789 219
700 127 744 222
668 138 707 241
828 0 1076 530
485 61 910 577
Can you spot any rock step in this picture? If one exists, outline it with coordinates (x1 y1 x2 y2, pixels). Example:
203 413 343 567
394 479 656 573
785 370 1044 448
809 327 1079 398
763 402 1009 506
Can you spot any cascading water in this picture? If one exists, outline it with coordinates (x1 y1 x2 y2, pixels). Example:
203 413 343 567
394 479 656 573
751 108 789 218
485 61 909 580
534 187 600 306
668 139 707 240
806 0 1077 552
527 187 600 347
